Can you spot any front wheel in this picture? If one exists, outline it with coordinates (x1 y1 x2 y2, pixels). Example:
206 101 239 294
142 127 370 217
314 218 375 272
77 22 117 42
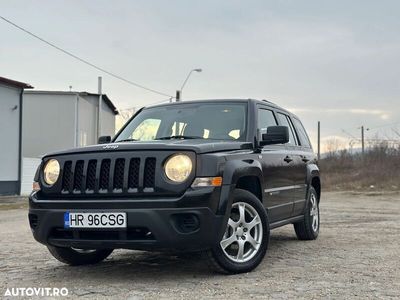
205 189 270 274
47 246 113 266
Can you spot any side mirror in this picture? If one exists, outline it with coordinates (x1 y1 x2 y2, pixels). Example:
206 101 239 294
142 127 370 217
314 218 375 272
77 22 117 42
98 136 111 144
260 126 289 146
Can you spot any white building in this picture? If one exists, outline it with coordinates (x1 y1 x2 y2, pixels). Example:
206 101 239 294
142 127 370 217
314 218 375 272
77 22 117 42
0 76 33 195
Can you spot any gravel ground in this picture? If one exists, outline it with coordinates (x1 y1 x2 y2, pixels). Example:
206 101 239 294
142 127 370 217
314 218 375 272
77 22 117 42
0 191 399 299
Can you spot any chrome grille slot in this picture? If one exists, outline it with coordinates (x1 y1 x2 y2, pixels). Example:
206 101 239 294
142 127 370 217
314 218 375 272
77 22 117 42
113 158 125 191
128 158 140 191
144 157 156 190
62 161 72 192
73 160 84 193
86 160 97 192
99 159 111 192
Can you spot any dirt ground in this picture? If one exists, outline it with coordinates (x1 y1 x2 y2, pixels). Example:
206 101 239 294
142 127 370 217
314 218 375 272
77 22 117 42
1 191 399 299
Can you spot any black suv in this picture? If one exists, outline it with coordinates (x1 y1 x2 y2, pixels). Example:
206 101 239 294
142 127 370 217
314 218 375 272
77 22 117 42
29 99 321 274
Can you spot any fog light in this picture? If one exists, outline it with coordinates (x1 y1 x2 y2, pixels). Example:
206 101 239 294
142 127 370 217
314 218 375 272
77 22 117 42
173 214 200 233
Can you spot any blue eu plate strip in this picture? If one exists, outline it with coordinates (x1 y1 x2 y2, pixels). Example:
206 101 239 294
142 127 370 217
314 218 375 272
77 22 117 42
64 212 70 228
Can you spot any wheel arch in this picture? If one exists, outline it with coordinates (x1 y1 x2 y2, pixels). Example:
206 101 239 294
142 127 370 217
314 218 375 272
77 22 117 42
311 176 321 202
307 164 321 203
236 176 263 203
218 158 264 214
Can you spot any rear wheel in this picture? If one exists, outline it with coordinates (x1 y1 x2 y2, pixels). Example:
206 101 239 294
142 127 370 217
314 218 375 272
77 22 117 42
293 186 320 240
47 246 113 266
205 189 269 274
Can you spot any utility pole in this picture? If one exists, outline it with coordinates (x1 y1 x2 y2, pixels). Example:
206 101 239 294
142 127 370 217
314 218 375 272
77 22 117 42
176 90 181 102
174 90 181 134
176 68 202 102
317 121 321 160
98 76 102 139
361 125 365 155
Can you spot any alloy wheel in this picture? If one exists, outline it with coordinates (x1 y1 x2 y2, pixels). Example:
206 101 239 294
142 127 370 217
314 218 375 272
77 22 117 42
220 202 263 263
310 193 319 232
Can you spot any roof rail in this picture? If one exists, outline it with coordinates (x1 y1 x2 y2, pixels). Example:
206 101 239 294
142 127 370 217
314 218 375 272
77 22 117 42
262 99 276 105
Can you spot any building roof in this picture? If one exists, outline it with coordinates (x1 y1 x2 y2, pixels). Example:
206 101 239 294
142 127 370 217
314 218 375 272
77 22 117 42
24 90 119 115
0 76 33 89
80 92 119 115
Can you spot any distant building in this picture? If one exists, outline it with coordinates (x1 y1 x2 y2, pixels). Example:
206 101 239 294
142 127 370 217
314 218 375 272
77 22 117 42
0 76 33 195
23 91 118 157
20 90 119 195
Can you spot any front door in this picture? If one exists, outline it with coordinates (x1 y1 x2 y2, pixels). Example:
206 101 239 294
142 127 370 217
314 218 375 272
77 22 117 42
257 107 294 223
261 146 296 223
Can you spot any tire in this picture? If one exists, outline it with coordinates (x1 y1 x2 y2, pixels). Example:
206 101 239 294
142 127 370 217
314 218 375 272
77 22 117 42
293 186 320 240
205 189 270 274
47 246 113 266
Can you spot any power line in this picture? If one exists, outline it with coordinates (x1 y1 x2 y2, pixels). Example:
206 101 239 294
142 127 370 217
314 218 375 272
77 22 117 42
329 120 400 138
341 129 357 139
118 97 173 115
366 121 400 131
0 16 173 98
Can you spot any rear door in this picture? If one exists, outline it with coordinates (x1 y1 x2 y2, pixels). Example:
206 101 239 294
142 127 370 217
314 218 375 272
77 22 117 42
290 117 315 216
257 106 293 223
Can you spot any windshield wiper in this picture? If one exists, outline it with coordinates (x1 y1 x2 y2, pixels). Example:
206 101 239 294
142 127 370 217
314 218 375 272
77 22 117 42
157 135 203 140
116 138 138 143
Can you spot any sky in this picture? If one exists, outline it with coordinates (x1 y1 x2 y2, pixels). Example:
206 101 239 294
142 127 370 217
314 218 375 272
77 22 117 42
1 0 399 150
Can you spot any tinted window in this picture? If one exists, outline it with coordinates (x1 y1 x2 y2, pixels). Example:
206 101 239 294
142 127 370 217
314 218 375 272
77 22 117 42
292 118 311 148
116 103 247 142
276 113 297 145
258 108 277 131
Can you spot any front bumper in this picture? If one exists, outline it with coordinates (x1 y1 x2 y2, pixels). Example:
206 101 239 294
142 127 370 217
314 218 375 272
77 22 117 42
29 187 228 252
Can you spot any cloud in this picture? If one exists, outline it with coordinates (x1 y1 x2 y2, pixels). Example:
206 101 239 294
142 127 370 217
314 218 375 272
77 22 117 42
288 107 391 120
1 0 399 144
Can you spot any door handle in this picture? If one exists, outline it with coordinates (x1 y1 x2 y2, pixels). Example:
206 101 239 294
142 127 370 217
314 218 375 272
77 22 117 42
284 156 293 163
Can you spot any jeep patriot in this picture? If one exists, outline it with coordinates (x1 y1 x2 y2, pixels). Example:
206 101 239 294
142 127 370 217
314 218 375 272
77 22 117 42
29 99 321 274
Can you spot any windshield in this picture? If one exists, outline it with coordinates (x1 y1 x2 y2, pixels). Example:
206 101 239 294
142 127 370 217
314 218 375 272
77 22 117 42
115 102 248 142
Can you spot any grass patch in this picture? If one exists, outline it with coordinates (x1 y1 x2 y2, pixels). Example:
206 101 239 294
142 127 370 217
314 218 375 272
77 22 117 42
320 144 400 192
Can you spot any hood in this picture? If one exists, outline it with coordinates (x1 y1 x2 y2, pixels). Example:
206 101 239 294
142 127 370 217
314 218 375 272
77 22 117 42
43 139 254 158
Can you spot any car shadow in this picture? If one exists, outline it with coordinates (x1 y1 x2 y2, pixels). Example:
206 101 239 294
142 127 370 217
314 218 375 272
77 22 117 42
52 250 214 283
47 232 301 282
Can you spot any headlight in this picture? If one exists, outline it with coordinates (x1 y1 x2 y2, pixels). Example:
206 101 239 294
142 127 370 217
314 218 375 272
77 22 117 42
164 154 192 183
43 159 60 185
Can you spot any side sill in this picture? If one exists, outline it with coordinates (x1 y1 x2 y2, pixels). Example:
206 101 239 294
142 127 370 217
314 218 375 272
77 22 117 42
270 215 304 230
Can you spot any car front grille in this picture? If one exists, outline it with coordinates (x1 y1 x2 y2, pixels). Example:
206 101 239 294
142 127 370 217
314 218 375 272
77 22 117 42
60 156 156 195
40 150 195 198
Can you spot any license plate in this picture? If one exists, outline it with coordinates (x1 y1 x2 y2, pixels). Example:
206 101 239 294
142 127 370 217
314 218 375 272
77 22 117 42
64 212 127 228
